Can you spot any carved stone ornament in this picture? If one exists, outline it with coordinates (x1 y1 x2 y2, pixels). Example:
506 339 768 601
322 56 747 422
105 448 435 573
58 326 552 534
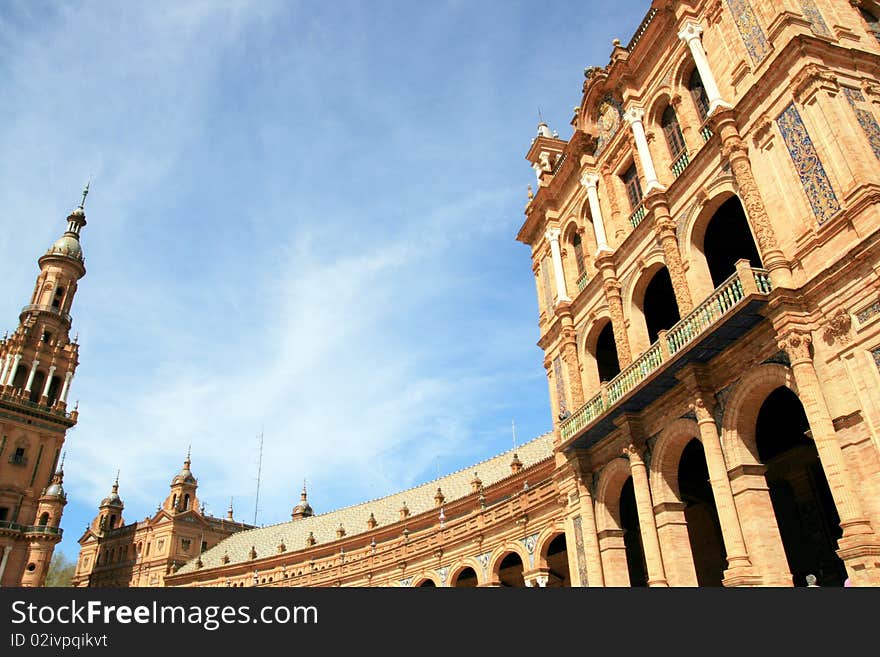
777 330 813 362
823 309 852 345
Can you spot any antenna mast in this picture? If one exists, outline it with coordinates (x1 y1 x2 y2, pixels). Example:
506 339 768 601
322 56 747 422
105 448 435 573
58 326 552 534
253 432 264 526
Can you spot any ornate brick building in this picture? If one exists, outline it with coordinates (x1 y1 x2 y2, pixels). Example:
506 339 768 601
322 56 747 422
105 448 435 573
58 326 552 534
0 189 88 586
70 454 253 587
88 0 880 588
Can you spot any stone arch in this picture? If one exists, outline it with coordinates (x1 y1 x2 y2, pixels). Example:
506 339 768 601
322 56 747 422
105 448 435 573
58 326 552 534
595 457 633 533
449 558 484 587
413 573 440 587
721 363 798 469
488 541 530 582
624 256 677 353
561 216 589 292
649 418 701 506
534 525 566 570
580 314 620 389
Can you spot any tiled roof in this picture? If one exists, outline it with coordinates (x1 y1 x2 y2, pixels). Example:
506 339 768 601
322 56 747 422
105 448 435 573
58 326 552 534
178 432 554 573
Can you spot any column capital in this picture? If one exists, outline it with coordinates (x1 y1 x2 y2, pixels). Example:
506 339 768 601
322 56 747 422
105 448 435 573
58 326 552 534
544 227 562 242
677 21 703 42
623 105 645 125
580 172 600 188
777 330 813 364
622 443 645 463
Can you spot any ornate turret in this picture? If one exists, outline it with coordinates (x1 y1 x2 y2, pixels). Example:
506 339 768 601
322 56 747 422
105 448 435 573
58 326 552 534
163 449 199 513
92 473 124 534
291 481 314 520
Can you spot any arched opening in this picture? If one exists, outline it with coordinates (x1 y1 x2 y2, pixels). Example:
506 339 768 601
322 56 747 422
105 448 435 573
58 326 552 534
453 567 478 588
172 494 178 510
620 477 648 587
497 552 525 587
52 287 64 310
860 7 880 41
571 231 586 277
679 439 726 586
621 162 643 212
545 534 571 587
183 494 191 510
417 579 436 588
11 365 28 389
702 196 762 287
38 512 50 526
642 267 680 343
688 68 710 124
661 104 686 163
46 376 61 406
595 321 621 383
29 371 46 403
109 515 116 528
756 387 846 587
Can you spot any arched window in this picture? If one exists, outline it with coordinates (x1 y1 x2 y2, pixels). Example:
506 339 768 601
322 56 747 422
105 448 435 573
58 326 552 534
29 371 46 403
860 8 880 41
688 68 710 123
172 494 178 510
38 512 49 526
109 514 116 528
572 231 586 276
51 287 64 310
661 105 686 160
621 162 642 210
184 494 191 510
46 376 61 406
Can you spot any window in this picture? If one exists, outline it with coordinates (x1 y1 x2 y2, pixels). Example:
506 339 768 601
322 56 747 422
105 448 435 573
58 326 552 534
572 232 586 275
10 447 26 465
861 8 880 41
689 68 710 123
0 507 8 521
51 287 64 310
201 541 208 553
38 512 49 526
661 105 686 158
621 163 642 210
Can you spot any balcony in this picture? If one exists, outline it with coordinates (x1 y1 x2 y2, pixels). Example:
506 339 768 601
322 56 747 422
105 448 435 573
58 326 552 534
628 201 647 229
670 149 690 179
0 521 62 537
576 270 590 292
0 391 74 422
699 119 713 142
20 304 72 324
560 265 772 448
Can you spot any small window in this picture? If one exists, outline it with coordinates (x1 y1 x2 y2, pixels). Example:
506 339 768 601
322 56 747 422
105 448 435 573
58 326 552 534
0 507 8 521
201 541 208 553
661 105 686 158
26 563 36 572
10 447 26 465
41 331 52 343
572 232 585 275
38 512 49 526
621 163 642 210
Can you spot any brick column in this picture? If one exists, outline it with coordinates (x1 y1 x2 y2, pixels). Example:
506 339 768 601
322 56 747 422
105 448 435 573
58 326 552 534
653 501 698 586
595 253 632 367
713 109 793 289
597 529 629 586
646 193 693 314
600 166 625 242
623 443 668 586
567 456 605 586
557 306 585 409
778 329 880 586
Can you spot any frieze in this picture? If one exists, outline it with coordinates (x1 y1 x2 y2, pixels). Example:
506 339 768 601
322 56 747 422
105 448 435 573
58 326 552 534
855 300 880 325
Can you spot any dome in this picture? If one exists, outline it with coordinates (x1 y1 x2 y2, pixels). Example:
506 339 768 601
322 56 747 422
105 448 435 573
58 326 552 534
100 491 123 507
46 235 83 261
44 481 66 498
292 501 313 517
172 464 196 486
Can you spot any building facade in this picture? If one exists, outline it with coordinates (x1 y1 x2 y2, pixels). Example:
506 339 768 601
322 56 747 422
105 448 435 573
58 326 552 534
93 0 880 588
0 192 88 587
71 454 254 587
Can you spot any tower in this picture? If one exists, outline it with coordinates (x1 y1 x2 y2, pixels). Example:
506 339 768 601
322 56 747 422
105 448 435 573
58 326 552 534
290 482 314 520
92 474 125 534
0 186 88 586
163 450 199 514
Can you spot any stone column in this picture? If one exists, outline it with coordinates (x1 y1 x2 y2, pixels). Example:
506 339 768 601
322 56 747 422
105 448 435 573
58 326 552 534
646 194 694 314
595 254 633 367
545 228 571 303
580 173 613 254
24 361 39 393
623 443 668 586
624 106 664 193
558 315 585 409
597 529 629 586
677 21 732 116
777 329 880 585
41 365 56 401
600 166 625 242
0 355 11 388
59 371 74 404
569 457 605 586
0 545 12 584
713 109 793 288
7 354 22 387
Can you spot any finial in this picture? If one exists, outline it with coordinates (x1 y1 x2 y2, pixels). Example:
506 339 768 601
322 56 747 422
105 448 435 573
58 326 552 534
185 444 191 463
527 184 534 200
113 469 120 491
538 107 544 124
227 497 234 520
57 451 66 474
74 400 79 411
79 179 90 209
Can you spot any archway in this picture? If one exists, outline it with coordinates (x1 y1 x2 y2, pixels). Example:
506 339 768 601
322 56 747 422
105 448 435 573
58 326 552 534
453 567 478 588
621 478 648 587
702 196 762 288
641 267 680 344
416 579 436 587
11 365 28 389
679 440 726 586
595 321 620 383
29 371 46 403
756 387 846 587
497 552 525 587
544 534 571 587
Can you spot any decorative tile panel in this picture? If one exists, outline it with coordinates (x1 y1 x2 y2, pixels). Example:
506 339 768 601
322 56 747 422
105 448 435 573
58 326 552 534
541 255 553 315
798 0 831 37
856 300 880 325
776 103 840 224
843 87 880 160
477 551 491 578
573 515 589 587
726 0 771 64
553 355 567 415
520 533 539 568
437 566 448 586
399 577 413 587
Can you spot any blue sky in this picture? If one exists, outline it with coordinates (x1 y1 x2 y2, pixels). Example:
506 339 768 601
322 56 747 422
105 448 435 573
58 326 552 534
0 0 648 560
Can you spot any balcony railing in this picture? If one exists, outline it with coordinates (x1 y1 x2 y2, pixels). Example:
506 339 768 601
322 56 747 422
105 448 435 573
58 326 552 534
699 120 713 142
670 149 690 179
628 201 646 229
20 304 72 324
0 520 24 532
0 521 62 537
560 266 771 442
576 270 590 292
0 391 73 420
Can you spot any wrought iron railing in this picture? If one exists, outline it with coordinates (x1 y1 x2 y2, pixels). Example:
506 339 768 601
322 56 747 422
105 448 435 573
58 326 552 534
670 149 690 179
560 266 772 442
628 201 647 229
20 304 72 324
699 120 713 142
23 524 63 536
0 392 72 419
576 270 590 292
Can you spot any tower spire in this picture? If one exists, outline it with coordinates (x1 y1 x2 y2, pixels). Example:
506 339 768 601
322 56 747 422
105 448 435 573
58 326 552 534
79 180 90 210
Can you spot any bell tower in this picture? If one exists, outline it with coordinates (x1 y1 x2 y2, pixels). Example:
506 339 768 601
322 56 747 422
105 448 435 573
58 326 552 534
0 185 89 586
